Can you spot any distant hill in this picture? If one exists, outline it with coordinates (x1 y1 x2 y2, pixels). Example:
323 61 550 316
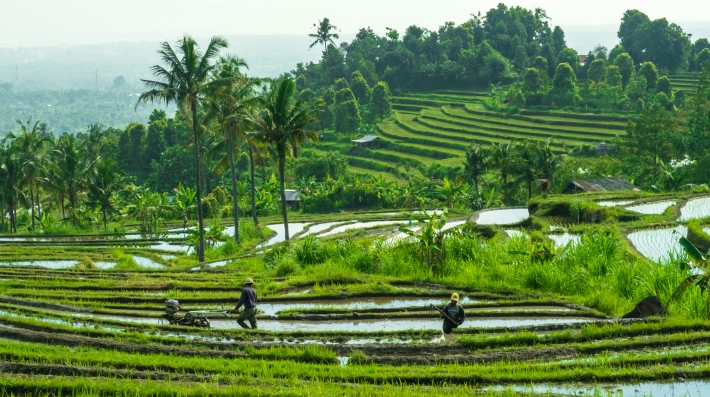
0 35 354 91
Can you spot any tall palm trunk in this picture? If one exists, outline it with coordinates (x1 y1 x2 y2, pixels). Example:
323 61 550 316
102 206 108 231
30 188 35 231
36 186 41 226
277 145 289 241
191 102 206 262
248 142 258 225
227 129 240 244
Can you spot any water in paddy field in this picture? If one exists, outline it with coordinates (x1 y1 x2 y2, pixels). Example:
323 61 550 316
679 197 710 221
257 223 309 247
0 260 79 269
131 256 165 269
255 296 479 316
91 314 596 331
548 233 581 248
597 200 635 207
318 220 409 237
474 208 529 225
496 380 710 397
626 201 676 214
301 221 354 236
627 226 688 263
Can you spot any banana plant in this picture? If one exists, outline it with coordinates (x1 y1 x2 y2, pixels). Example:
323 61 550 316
398 209 459 275
669 236 710 318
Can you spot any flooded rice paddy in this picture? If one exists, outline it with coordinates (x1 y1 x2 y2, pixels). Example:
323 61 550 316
679 197 710 221
627 226 687 263
626 200 676 214
597 200 635 207
474 208 529 225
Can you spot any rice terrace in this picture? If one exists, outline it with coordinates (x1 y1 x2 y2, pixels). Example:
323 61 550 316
2 1 710 396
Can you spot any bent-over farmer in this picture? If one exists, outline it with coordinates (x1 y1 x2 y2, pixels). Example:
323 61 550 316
440 293 465 334
233 278 258 329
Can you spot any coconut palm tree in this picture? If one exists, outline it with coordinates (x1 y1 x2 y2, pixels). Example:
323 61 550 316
204 55 259 244
464 144 489 208
137 35 229 262
88 157 126 230
309 18 339 52
49 134 97 225
490 141 516 204
10 118 49 231
250 78 319 241
0 144 22 233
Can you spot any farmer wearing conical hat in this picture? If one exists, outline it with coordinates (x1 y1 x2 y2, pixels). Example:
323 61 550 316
440 293 465 334
233 278 258 329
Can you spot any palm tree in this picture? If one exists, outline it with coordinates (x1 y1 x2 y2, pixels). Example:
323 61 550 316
88 157 126 230
246 137 266 225
10 118 49 231
137 35 229 262
490 141 516 204
49 134 96 225
250 79 319 241
0 144 22 233
309 18 339 52
464 144 489 208
513 140 538 200
205 55 259 244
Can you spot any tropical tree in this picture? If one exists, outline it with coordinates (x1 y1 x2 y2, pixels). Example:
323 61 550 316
0 144 22 233
137 35 230 262
10 118 49 231
88 157 126 230
309 18 339 52
250 78 319 241
464 144 489 205
490 141 516 203
49 134 96 225
205 55 259 244
172 182 197 224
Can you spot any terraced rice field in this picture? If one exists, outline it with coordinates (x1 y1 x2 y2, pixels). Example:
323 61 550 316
2 263 710 396
335 89 634 181
669 73 700 93
6 197 710 395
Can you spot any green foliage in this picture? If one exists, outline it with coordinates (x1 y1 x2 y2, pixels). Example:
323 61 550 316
587 59 606 83
548 63 577 107
290 151 348 182
613 53 635 88
370 82 392 122
638 62 659 91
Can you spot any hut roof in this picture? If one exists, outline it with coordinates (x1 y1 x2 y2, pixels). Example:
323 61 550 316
352 135 379 143
282 189 300 202
565 178 639 193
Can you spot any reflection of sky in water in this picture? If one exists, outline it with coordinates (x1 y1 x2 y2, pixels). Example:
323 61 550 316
91 314 595 332
256 296 478 316
627 201 675 214
679 197 710 221
548 233 581 248
257 223 309 247
493 381 710 397
596 201 634 207
0 260 78 269
475 209 529 225
627 226 687 263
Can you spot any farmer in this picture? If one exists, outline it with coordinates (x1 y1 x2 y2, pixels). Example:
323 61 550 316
233 278 258 329
440 293 465 334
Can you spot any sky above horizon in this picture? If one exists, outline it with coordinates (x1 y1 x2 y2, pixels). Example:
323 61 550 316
1 0 709 48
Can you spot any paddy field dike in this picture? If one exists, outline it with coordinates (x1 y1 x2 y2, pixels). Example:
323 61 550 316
2 192 710 395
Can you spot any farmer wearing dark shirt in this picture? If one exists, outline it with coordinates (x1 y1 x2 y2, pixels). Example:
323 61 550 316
440 293 465 334
234 278 258 329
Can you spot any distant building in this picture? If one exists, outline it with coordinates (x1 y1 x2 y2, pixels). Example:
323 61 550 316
563 178 639 194
279 189 301 210
352 135 380 149
578 54 588 66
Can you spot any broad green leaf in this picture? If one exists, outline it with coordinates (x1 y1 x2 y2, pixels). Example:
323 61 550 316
679 236 706 263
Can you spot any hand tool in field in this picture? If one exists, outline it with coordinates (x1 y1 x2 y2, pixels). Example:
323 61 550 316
430 304 459 326
163 299 231 328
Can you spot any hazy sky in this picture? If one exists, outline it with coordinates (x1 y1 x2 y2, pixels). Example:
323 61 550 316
2 0 710 47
